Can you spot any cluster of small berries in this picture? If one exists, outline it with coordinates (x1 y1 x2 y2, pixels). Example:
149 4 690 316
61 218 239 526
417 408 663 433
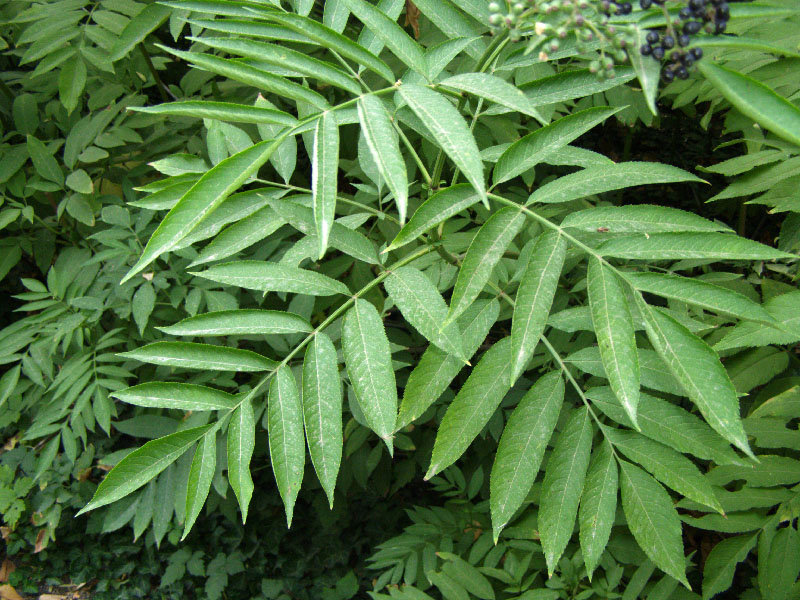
638 0 731 81
488 0 636 79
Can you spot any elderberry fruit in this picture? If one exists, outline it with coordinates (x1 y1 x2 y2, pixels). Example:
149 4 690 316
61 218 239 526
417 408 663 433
662 35 675 49
715 20 727 33
639 0 652 8
690 47 703 60
684 20 703 34
662 69 675 82
652 46 665 59
679 7 692 19
678 34 691 46
675 65 689 79
646 30 659 44
688 0 705 9
640 44 653 55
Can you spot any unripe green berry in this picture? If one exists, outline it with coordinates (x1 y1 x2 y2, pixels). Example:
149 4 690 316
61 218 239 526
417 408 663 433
589 60 600 73
549 40 560 51
509 28 521 41
488 2 501 12
513 2 525 13
489 13 503 24
605 68 616 78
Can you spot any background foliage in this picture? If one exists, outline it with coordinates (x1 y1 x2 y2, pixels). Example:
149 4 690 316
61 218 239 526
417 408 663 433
1 0 799 598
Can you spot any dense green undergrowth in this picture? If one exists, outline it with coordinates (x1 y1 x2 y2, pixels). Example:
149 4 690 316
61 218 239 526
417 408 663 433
1 0 800 598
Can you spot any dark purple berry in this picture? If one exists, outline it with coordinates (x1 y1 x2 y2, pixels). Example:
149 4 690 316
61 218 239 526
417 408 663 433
717 2 729 18
652 0 664 5
639 0 652 7
689 0 705 9
675 65 689 79
681 54 695 66
690 47 704 60
662 35 675 49
652 46 665 59
662 69 675 82
646 30 659 44
679 7 691 19
678 34 691 46
684 20 703 34
715 19 727 33
619 2 632 14
640 44 653 55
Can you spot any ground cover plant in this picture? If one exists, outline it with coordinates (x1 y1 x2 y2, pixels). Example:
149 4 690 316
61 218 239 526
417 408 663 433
1 0 800 598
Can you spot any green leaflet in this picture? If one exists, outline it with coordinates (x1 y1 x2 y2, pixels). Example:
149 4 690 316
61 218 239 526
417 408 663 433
58 54 86 114
190 261 351 296
121 139 284 283
714 290 800 351
567 346 684 397
130 101 298 127
385 266 466 361
627 26 661 116
255 96 297 185
161 47 330 110
112 382 237 411
440 72 545 123
228 398 255 522
27 134 63 185
586 387 743 467
109 3 171 62
268 367 305 527
606 429 723 514
437 553 495 600
635 298 754 458
518 67 636 107
158 309 312 337
699 61 800 148
342 299 398 454
357 95 409 224
269 197 379 264
493 107 621 184
118 341 276 371
702 533 757 600
397 299 499 430
623 271 773 324
182 433 216 540
539 406 593 576
510 231 567 383
188 205 286 267
312 111 339 259
342 0 427 76
77 425 213 515
761 525 800 600
445 207 525 326
598 232 795 261
427 570 470 600
619 460 689 587
302 333 342 508
194 37 361 95
426 337 513 479
490 371 563 542
529 164 705 206
587 257 640 429
261 11 395 83
387 184 483 251
398 85 486 204
578 440 618 579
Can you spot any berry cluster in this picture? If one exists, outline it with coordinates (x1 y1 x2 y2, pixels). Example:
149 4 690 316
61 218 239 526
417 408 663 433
488 0 636 79
638 0 731 81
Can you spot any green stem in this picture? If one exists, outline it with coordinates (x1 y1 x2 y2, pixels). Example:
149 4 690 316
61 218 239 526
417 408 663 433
139 44 176 102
